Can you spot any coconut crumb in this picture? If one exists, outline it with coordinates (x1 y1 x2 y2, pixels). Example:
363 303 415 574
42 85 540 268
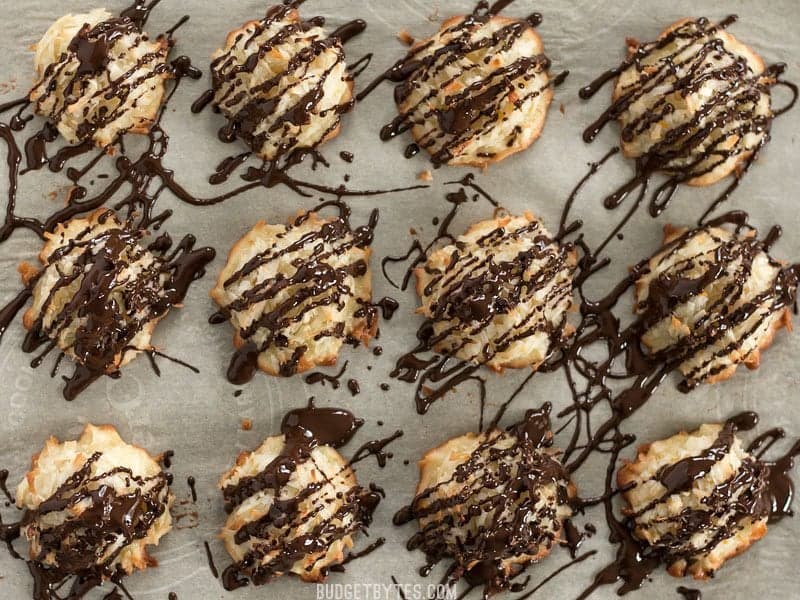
397 29 415 46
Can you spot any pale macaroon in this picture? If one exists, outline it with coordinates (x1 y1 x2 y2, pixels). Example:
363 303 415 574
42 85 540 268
211 210 375 377
613 18 771 186
30 8 171 147
414 212 576 372
409 423 574 586
397 14 553 167
618 422 769 579
209 6 354 160
19 209 175 374
634 222 794 387
218 435 363 582
16 423 173 576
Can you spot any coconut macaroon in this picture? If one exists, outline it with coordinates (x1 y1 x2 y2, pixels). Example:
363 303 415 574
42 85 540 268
618 420 771 579
633 220 797 390
605 16 773 186
211 208 377 383
18 208 214 400
13 424 173 591
394 405 574 595
218 406 379 587
205 3 357 160
30 8 172 147
414 212 576 372
383 13 554 167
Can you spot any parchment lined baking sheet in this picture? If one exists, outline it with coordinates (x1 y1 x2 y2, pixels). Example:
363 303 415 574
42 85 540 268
0 0 799 598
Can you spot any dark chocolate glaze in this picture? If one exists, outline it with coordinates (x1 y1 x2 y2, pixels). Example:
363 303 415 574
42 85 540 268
579 16 797 223
394 404 573 597
204 540 219 579
0 449 171 600
187 477 197 503
305 361 349 390
357 4 565 166
220 401 394 588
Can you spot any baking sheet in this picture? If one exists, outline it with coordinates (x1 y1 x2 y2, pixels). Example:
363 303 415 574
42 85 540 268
1 0 799 598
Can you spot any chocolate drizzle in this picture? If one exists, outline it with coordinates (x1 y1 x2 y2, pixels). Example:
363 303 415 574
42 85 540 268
0 448 171 600
579 16 798 222
394 404 573 597
219 401 397 589
358 2 565 165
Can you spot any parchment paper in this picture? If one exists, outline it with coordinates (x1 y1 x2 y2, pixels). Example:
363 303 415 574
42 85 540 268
1 1 799 598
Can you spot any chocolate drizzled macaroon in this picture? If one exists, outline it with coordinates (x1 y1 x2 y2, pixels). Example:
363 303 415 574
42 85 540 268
592 17 775 187
9 424 173 596
381 12 554 167
618 420 770 579
210 205 377 383
634 219 797 390
394 404 574 595
218 405 380 588
30 8 172 147
202 3 357 160
17 208 214 400
414 212 576 372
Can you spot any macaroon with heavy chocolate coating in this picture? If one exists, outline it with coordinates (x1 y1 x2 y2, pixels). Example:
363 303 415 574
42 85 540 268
382 12 555 167
202 3 357 160
210 206 377 382
634 219 797 390
17 208 214 400
10 424 173 597
394 404 574 596
30 8 172 147
618 420 771 579
414 212 576 372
